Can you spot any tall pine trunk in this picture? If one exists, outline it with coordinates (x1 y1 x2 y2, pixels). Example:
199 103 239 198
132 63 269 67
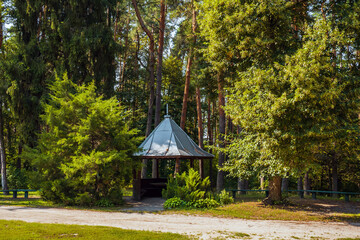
216 70 225 192
131 0 155 138
152 0 166 178
0 7 7 193
196 87 204 178
207 98 214 185
0 100 8 192
132 0 156 179
180 0 197 130
154 0 166 126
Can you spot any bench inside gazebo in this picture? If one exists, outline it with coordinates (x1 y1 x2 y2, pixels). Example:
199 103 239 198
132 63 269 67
133 115 214 200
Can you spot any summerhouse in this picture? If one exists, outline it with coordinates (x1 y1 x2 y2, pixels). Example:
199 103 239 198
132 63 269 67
133 115 214 200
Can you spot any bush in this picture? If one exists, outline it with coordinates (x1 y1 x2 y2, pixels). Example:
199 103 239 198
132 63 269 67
95 199 114 207
21 74 141 206
162 169 211 203
7 168 29 189
188 199 220 209
218 190 234 205
163 197 186 209
162 169 221 209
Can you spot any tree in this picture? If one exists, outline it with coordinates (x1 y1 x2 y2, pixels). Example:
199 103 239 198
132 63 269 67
0 0 8 191
155 0 166 126
23 74 140 206
224 18 360 204
132 0 156 138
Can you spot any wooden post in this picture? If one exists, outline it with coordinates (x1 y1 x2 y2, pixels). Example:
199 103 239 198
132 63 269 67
175 158 180 175
156 159 159 178
133 169 142 201
190 159 194 169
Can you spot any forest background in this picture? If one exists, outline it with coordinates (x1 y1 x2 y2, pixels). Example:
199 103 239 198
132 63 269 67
0 0 359 205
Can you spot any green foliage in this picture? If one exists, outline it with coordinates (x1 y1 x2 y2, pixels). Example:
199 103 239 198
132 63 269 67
162 168 211 202
186 198 220 209
22 74 140 206
163 197 186 209
224 17 360 181
162 169 220 209
218 190 234 205
6 167 29 189
198 0 296 71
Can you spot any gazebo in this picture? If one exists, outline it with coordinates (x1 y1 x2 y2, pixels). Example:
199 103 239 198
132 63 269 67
133 115 214 200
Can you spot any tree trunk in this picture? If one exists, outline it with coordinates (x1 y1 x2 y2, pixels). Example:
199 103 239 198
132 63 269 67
216 70 226 192
180 55 191 129
0 100 8 192
281 176 289 192
260 176 265 190
17 144 22 169
154 0 166 126
180 1 197 130
332 155 338 198
207 99 214 186
238 178 247 195
304 171 311 195
132 0 156 179
263 176 282 205
131 0 155 138
297 176 303 198
196 87 204 178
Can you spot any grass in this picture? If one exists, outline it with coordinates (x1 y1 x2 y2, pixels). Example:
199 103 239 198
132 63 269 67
2 190 359 223
0 220 190 240
164 193 360 223
0 189 134 211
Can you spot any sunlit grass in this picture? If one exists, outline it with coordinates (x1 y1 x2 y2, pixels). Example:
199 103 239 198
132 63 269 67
0 190 132 211
0 220 189 240
164 193 360 223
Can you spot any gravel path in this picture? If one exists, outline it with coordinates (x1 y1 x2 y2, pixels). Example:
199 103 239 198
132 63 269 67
1 205 359 239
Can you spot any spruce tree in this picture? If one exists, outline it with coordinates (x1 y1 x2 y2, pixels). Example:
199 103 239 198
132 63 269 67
23 74 140 205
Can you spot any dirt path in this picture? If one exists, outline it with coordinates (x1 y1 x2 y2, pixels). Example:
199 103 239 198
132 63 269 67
0 205 359 239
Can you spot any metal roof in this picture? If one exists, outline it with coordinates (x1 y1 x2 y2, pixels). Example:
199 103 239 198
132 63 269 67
134 115 214 159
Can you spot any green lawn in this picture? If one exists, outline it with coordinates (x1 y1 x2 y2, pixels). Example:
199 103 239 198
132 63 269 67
0 190 132 210
165 193 360 223
0 220 189 240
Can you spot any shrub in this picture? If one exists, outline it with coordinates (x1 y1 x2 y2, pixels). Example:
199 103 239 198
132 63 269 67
163 197 186 209
218 190 234 205
95 199 114 207
189 199 220 209
162 169 211 203
7 167 29 189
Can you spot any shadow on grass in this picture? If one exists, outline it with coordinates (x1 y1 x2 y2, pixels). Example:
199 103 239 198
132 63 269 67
233 193 360 223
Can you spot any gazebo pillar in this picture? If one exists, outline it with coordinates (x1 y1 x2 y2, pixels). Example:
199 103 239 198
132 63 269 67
175 158 180 175
133 168 141 201
199 159 204 178
152 159 159 178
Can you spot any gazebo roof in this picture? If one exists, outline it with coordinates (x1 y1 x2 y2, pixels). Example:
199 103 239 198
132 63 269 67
134 115 214 159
